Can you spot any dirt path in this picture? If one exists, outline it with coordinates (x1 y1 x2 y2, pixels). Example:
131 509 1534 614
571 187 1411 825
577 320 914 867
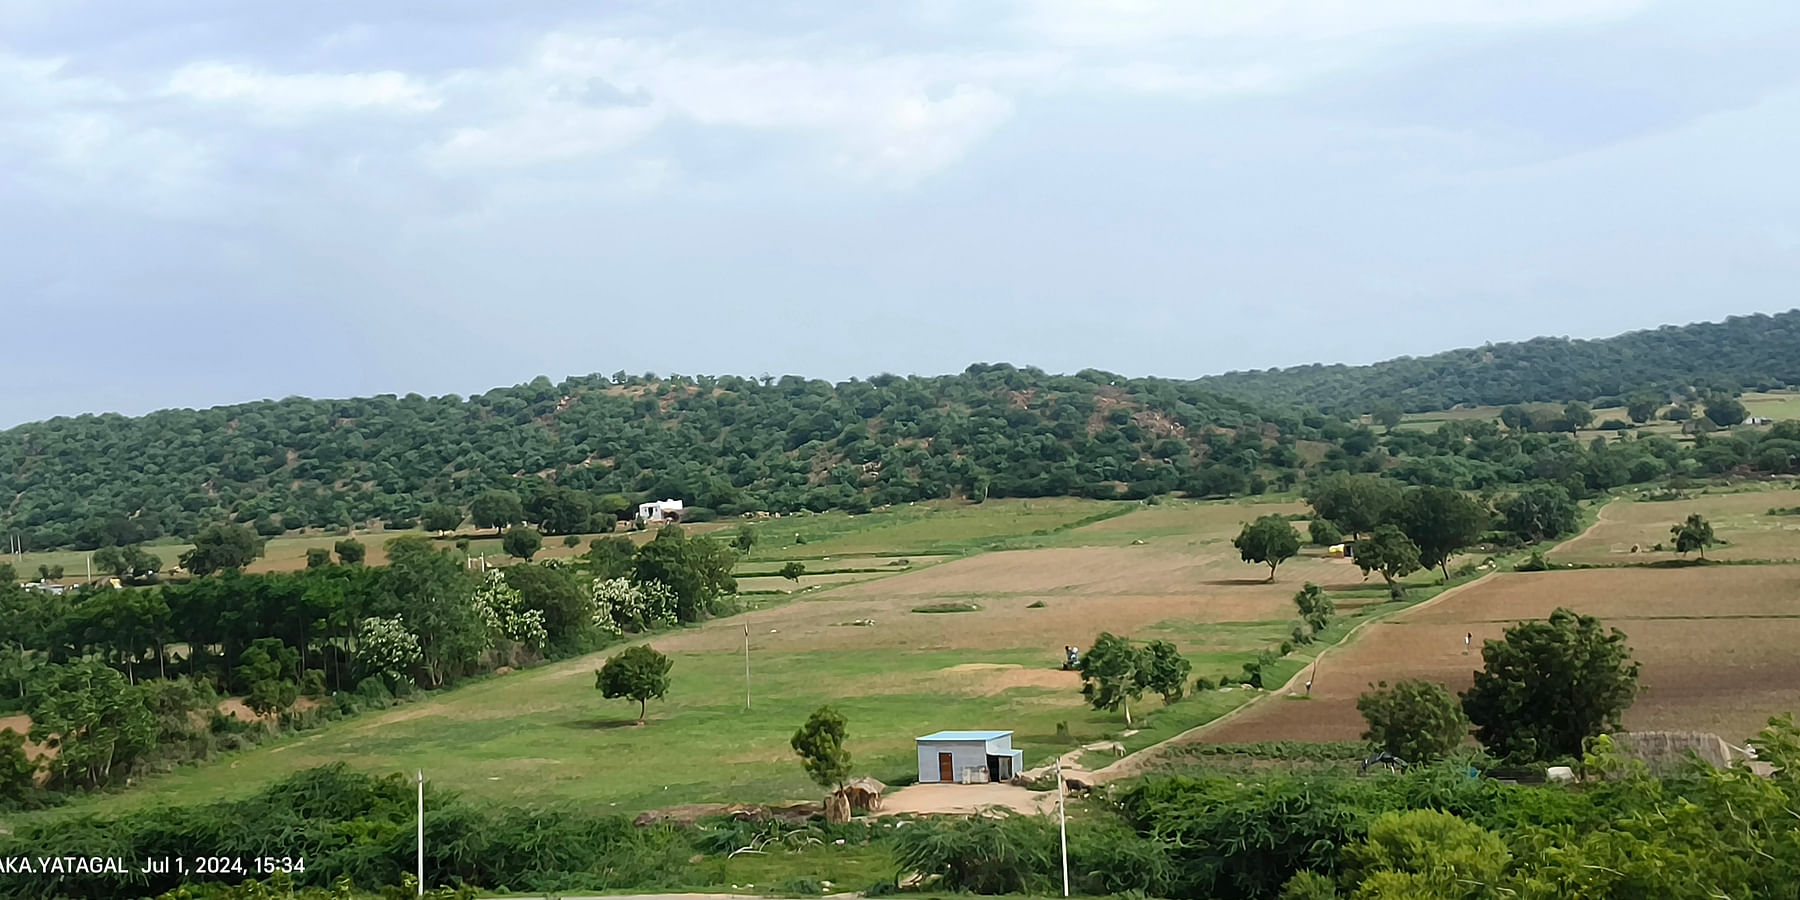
1083 505 1617 782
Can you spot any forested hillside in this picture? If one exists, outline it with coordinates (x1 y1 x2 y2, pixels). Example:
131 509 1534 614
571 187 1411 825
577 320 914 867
0 366 1312 549
1203 310 1800 414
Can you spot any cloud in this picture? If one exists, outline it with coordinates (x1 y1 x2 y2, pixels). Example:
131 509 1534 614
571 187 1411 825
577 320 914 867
163 62 441 119
428 35 1037 184
1012 0 1652 45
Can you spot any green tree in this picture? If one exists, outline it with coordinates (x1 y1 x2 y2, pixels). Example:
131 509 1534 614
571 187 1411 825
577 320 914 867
1462 608 1638 760
595 644 672 724
779 561 806 582
1705 396 1748 427
1671 513 1716 559
333 538 366 565
1078 632 1148 725
502 563 593 650
420 504 462 535
633 527 738 622
1304 473 1403 541
1234 515 1302 582
305 548 332 569
1496 484 1579 544
29 660 156 788
732 526 757 554
1355 526 1421 595
1293 582 1334 633
502 526 543 560
470 490 525 533
1357 680 1469 763
1372 403 1403 434
1626 394 1660 424
0 729 37 805
383 536 485 688
179 524 265 576
1562 401 1593 432
1140 639 1192 704
1307 518 1342 547
1396 486 1488 580
528 487 595 536
584 536 637 579
790 705 852 790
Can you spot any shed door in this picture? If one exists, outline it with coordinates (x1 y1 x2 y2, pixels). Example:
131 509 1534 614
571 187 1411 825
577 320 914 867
938 752 954 782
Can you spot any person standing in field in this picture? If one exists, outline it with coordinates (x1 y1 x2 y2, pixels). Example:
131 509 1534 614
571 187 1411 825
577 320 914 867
1465 632 1472 653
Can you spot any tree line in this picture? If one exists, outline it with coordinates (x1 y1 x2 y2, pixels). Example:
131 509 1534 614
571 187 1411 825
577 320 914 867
0 525 737 801
1202 309 1800 414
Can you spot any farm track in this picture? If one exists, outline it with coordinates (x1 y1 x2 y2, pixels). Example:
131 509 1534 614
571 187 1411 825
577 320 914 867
1087 505 1616 781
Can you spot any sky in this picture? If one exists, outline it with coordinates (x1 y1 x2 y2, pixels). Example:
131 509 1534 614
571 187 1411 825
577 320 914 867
3 0 1799 427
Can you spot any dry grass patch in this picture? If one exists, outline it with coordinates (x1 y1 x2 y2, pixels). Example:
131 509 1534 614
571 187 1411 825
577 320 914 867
1552 491 1800 564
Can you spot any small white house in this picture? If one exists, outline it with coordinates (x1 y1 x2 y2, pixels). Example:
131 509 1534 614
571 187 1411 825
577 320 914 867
635 499 684 524
915 730 1023 784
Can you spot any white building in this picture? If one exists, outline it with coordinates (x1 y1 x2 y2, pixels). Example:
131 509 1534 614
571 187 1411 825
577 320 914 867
635 499 685 524
915 730 1023 784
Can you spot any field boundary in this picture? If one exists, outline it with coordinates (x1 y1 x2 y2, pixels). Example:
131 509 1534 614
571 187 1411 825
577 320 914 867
1090 500 1618 780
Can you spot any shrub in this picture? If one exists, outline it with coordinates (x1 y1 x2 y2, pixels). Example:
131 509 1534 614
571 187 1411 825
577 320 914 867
1308 519 1343 547
1515 551 1551 572
1280 871 1340 900
891 812 1058 895
1357 680 1469 763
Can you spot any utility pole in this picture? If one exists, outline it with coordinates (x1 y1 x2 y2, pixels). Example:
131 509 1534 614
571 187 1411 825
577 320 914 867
416 770 424 896
1055 761 1070 898
744 621 751 710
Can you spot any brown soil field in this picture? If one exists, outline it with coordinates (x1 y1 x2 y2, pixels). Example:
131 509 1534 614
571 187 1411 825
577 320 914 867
1552 491 1800 565
1401 566 1800 623
1207 565 1800 746
659 538 1377 657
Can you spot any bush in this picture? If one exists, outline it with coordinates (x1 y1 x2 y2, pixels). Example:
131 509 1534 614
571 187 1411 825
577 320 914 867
891 812 1058 895
1194 675 1218 692
563 534 582 547
1356 680 1470 763
1515 551 1551 572
1280 871 1340 900
1308 519 1343 547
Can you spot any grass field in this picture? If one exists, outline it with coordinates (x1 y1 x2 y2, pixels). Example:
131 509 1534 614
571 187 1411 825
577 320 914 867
1551 486 1800 565
11 496 1377 826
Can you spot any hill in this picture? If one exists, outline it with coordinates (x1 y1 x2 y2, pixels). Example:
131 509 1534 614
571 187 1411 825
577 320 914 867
1201 310 1800 415
0 366 1309 550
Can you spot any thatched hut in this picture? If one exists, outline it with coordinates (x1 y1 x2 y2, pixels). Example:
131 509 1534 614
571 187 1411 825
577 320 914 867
1606 731 1746 776
842 776 887 812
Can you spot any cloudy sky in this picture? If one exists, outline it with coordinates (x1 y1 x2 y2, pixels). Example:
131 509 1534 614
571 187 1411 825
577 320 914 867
3 1 1798 426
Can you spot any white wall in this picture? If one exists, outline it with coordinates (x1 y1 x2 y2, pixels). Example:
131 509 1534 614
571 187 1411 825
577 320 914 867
916 740 992 783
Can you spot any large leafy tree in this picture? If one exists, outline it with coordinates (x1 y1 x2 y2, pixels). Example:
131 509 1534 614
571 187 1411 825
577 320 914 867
1496 484 1579 544
1079 632 1175 725
470 490 525 533
502 526 543 561
632 527 738 622
420 504 462 535
595 644 672 724
1395 486 1488 580
1233 515 1302 582
1462 608 1638 760
1304 473 1402 542
1355 526 1421 595
179 524 265 576
790 705 853 791
28 660 157 788
381 536 486 688
1357 680 1470 763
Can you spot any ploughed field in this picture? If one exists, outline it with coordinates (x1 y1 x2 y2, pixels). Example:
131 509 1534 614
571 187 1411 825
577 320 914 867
1206 564 1800 746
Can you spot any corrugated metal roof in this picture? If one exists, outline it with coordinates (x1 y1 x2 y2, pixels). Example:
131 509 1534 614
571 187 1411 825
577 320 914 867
916 730 1011 742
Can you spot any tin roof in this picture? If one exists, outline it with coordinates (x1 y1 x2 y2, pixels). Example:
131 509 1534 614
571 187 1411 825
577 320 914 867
916 730 1011 742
